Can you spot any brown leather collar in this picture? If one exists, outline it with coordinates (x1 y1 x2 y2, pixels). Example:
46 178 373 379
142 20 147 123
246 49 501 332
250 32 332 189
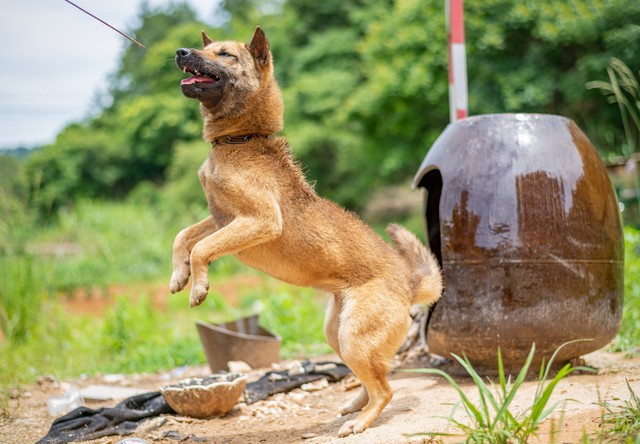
211 134 268 146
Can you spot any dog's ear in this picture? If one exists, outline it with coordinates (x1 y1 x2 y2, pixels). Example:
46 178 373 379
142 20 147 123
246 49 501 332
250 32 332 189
249 26 270 66
202 30 214 47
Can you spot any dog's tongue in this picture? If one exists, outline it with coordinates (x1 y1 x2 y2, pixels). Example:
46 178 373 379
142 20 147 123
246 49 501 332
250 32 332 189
181 75 215 85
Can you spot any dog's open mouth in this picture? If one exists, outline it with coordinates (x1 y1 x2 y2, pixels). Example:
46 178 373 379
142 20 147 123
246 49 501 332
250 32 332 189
180 65 221 86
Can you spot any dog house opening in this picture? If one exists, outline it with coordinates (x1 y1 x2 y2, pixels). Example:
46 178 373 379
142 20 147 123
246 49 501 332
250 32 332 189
418 169 443 268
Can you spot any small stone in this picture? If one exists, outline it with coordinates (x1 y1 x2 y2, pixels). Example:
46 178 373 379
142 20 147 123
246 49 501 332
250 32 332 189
288 391 308 403
268 373 284 382
37 375 57 385
341 375 361 391
286 361 306 376
301 378 329 392
228 360 253 373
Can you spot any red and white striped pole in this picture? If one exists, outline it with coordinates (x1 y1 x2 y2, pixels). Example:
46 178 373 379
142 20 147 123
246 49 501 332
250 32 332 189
446 0 468 122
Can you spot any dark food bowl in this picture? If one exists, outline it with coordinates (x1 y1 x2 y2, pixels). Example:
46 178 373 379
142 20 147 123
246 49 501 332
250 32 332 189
196 315 281 372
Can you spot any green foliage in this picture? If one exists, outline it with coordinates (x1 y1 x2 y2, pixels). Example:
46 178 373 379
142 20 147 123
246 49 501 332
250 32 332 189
238 287 331 357
33 200 172 291
102 296 155 352
0 155 32 253
587 58 640 157
277 0 640 207
0 303 95 386
27 126 128 212
22 0 640 214
99 295 203 373
616 227 640 354
156 140 210 220
0 295 204 387
0 273 328 391
0 255 50 343
598 379 640 443
407 342 589 443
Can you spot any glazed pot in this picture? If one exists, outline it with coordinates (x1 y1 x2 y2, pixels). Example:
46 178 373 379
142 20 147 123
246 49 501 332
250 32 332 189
413 114 624 369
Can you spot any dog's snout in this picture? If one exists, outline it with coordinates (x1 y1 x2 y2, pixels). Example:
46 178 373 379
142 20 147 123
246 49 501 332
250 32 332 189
176 48 192 58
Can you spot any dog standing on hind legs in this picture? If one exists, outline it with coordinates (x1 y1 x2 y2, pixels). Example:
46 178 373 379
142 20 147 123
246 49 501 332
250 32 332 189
170 26 443 437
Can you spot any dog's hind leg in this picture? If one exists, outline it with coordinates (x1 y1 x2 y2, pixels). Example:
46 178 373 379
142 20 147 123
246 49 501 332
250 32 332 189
324 293 343 359
338 350 393 436
170 216 217 294
325 293 370 415
340 387 369 415
336 284 411 437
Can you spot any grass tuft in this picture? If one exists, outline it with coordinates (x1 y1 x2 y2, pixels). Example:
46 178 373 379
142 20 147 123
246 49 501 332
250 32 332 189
406 341 592 443
598 379 640 443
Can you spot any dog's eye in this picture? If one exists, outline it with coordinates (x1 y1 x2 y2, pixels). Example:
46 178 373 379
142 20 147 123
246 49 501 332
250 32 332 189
218 51 234 58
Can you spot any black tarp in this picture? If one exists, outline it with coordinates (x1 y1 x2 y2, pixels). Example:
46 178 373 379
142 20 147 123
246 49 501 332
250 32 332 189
38 361 350 443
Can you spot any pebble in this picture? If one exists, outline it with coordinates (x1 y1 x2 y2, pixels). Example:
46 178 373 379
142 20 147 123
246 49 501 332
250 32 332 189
228 361 253 373
301 378 329 392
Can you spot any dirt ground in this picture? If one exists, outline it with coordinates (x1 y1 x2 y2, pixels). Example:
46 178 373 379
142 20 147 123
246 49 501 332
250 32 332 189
1 349 639 444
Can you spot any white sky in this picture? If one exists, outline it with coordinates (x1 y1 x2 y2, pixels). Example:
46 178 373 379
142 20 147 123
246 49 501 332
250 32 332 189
0 0 220 149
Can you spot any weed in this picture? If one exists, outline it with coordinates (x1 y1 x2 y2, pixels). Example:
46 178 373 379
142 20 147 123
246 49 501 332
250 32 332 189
0 255 51 342
96 294 204 373
615 227 640 355
38 200 173 291
587 58 640 156
238 285 331 357
598 379 640 443
407 342 590 443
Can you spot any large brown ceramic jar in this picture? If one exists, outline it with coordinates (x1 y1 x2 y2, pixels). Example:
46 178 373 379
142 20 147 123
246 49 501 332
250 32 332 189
413 114 623 369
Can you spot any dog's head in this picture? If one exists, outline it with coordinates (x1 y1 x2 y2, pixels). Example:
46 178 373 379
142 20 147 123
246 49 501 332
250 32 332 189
175 27 282 135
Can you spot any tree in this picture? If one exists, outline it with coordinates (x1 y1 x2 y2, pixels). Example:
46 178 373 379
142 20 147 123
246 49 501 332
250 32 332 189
26 10 207 214
274 0 640 207
24 0 640 215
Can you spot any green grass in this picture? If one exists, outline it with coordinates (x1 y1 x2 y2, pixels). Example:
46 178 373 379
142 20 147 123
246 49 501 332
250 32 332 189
580 380 640 444
407 342 590 443
615 227 640 354
0 275 329 378
237 285 332 357
587 57 640 157
32 200 177 292
599 380 640 443
0 255 51 343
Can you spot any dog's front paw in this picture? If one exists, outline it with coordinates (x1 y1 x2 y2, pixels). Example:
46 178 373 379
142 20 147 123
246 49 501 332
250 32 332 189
338 418 367 437
169 259 192 293
169 270 190 294
190 282 209 307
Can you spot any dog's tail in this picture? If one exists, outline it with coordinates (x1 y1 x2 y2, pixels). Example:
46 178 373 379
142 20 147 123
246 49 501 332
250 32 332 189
386 223 443 305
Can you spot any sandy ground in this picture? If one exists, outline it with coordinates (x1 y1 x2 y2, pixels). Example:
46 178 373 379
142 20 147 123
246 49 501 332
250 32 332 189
1 350 639 444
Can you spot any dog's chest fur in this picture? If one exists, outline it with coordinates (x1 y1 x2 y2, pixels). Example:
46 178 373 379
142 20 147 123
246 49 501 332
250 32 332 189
194 138 405 291
197 138 309 222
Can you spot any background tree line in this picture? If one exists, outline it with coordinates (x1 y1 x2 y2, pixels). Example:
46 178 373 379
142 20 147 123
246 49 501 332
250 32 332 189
3 0 640 218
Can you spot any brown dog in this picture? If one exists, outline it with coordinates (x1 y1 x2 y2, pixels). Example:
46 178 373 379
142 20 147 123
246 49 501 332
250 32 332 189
171 27 442 437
